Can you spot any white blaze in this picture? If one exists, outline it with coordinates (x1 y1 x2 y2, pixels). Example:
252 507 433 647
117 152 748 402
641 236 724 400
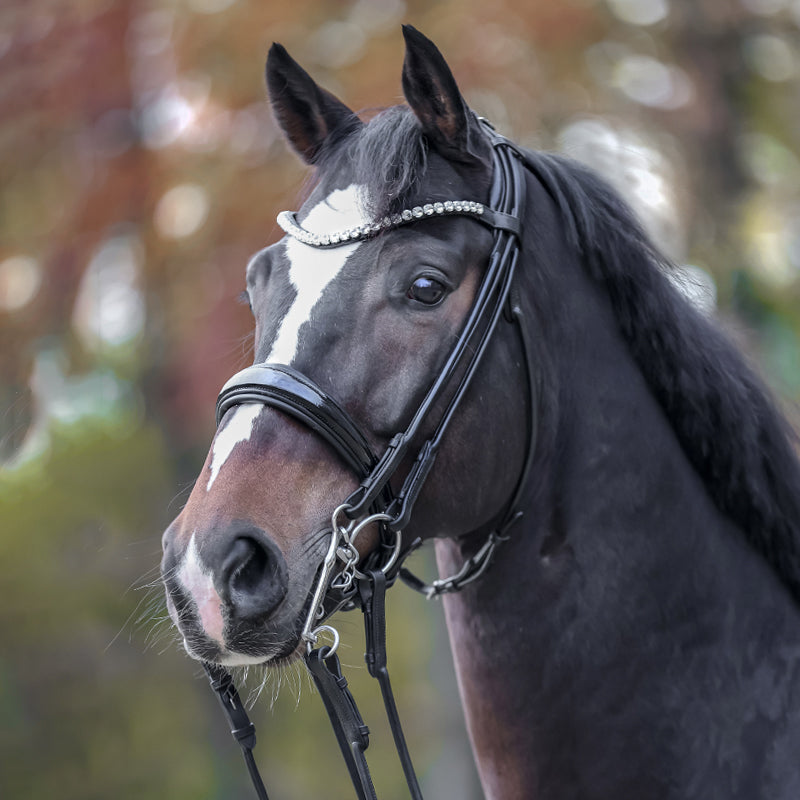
206 186 368 492
207 403 262 490
268 184 368 364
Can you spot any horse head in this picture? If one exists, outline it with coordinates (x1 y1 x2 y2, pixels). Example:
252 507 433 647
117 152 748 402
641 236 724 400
160 26 528 667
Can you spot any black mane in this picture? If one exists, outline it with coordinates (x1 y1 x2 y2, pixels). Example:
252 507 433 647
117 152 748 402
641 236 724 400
523 149 800 603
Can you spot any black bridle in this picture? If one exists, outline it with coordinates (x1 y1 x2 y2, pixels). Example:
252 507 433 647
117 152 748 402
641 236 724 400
202 122 534 800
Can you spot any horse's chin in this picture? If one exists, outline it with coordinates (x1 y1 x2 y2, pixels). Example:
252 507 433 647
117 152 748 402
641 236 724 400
218 640 306 668
181 631 306 667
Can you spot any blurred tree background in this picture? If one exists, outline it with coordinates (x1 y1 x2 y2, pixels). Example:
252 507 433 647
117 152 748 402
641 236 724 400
1 0 799 798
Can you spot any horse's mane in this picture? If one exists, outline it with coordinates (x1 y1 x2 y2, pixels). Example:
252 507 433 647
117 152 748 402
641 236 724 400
522 149 800 603
324 105 800 602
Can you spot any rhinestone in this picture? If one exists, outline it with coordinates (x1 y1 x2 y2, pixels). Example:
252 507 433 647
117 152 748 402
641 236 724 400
477 204 484 214
434 203 444 214
423 204 434 215
330 233 340 244
402 209 413 221
320 235 330 246
412 206 423 218
454 202 463 211
444 201 454 212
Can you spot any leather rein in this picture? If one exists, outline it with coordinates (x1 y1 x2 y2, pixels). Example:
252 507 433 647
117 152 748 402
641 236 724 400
202 123 534 800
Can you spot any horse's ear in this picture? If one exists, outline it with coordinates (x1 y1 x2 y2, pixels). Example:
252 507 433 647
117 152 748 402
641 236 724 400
401 25 490 166
266 43 362 164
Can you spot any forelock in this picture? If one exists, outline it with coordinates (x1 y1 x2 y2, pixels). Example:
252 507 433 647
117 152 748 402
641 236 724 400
315 106 428 221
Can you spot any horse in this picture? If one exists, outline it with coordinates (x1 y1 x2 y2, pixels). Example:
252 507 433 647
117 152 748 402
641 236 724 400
160 25 800 799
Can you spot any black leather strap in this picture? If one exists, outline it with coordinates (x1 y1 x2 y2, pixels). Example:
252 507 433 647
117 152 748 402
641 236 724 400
305 647 377 800
216 363 378 480
202 662 270 800
479 207 522 237
359 570 424 800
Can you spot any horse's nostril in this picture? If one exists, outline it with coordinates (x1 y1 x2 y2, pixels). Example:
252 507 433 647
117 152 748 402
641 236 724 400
222 535 288 621
232 540 268 594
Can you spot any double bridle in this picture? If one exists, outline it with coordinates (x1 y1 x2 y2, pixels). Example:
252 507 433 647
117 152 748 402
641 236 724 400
201 121 534 800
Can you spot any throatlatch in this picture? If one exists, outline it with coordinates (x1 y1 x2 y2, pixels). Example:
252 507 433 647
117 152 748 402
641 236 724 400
203 121 531 800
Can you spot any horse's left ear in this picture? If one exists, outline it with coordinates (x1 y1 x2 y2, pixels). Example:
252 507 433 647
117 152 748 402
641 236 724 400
401 26 491 166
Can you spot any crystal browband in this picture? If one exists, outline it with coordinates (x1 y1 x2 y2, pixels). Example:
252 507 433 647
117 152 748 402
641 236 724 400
276 200 487 249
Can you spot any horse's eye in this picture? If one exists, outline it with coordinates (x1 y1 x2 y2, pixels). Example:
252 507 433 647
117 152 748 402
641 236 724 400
407 276 447 306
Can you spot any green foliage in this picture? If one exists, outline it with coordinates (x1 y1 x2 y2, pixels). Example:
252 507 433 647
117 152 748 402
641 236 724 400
0 419 208 800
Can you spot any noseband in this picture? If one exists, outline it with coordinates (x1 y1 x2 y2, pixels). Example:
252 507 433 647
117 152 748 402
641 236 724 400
204 122 535 800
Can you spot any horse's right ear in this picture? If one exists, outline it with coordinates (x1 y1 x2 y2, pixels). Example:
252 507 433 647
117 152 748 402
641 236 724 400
266 44 362 164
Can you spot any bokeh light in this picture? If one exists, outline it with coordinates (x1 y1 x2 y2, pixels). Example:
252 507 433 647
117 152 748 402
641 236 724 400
558 118 684 261
154 183 211 239
606 0 670 26
611 54 693 109
187 0 239 13
744 33 798 82
0 255 42 311
72 234 146 350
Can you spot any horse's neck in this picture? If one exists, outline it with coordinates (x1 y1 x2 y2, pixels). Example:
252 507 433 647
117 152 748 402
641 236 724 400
435 263 800 799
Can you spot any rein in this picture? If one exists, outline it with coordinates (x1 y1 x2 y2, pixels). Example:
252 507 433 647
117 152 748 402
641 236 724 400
203 123 533 799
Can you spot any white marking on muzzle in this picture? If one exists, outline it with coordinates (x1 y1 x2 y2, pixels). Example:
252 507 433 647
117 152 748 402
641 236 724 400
268 184 368 364
207 403 261 491
178 532 225 647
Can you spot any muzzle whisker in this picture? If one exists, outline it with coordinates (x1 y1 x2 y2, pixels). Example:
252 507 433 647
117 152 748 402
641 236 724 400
166 481 197 514
298 528 333 560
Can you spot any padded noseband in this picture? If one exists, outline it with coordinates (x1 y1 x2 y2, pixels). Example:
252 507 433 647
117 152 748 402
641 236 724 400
216 363 378 480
